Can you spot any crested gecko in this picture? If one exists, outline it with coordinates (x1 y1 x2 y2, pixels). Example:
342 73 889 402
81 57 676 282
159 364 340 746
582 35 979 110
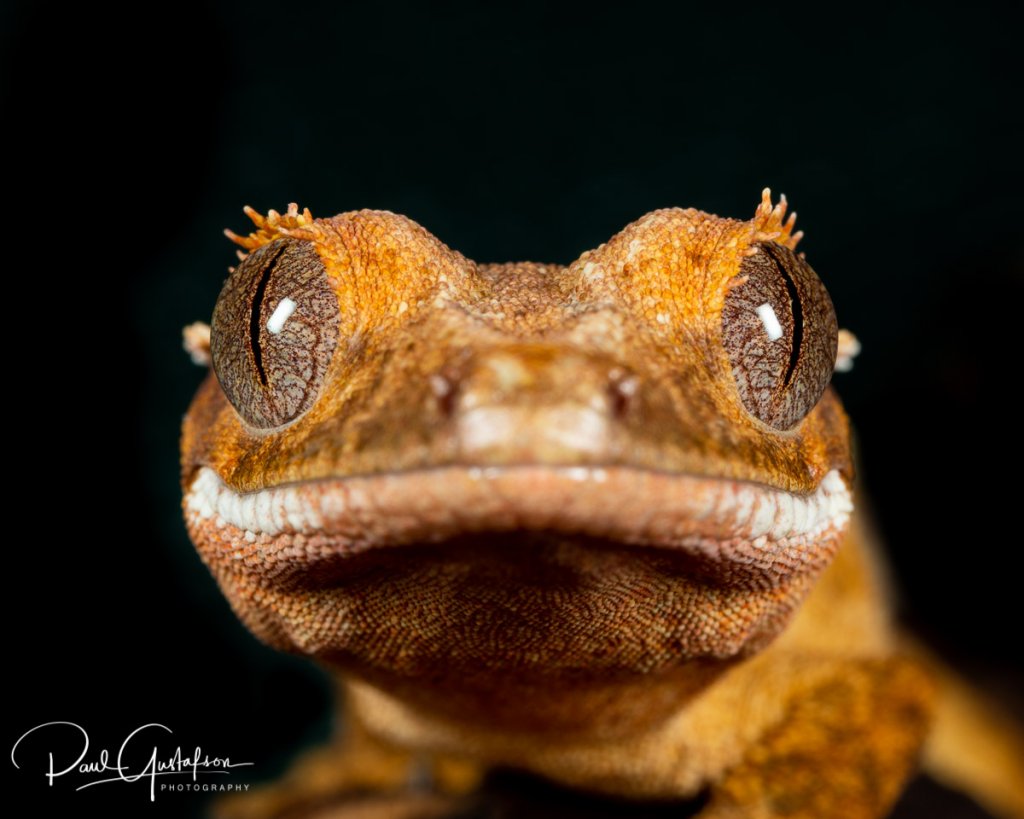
181 191 1024 818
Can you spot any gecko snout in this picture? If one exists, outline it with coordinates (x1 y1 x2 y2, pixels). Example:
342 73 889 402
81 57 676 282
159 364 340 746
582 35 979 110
430 345 641 464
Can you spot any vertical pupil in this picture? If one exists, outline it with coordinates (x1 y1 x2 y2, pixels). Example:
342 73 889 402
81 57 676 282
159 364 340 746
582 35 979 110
765 246 803 388
249 246 286 386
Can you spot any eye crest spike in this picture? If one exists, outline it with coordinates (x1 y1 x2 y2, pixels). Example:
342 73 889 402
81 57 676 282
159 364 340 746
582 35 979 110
751 188 802 250
225 203 320 252
243 205 266 228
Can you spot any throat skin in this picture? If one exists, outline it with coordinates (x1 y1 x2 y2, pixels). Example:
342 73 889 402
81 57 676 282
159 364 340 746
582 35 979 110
318 531 770 739
344 515 894 797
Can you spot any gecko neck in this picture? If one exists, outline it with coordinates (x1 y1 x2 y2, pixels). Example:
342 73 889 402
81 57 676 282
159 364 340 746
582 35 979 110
343 519 893 799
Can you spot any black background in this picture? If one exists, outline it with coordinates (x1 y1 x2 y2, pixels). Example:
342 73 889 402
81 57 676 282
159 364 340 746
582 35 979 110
3 2 1021 816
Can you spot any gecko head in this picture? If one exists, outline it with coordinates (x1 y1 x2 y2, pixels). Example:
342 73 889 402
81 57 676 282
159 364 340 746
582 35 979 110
180 192 853 730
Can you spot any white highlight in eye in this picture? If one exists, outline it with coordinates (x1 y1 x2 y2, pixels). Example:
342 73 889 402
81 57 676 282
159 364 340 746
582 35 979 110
755 303 783 341
266 298 297 334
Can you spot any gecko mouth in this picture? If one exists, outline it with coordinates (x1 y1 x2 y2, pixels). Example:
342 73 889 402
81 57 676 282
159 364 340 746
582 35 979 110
184 464 852 577
184 464 853 679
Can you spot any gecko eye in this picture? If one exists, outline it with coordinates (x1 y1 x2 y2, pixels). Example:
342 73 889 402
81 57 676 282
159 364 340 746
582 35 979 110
721 242 837 430
210 238 339 429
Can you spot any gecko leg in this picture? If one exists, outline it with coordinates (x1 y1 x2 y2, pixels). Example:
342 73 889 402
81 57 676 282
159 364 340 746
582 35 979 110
701 657 935 819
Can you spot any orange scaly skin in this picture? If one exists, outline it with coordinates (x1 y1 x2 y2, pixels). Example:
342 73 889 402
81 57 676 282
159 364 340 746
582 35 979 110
180 193 1014 818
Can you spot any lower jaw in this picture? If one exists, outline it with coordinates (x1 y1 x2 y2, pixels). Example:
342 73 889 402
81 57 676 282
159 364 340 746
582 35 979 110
203 530 826 735
184 465 850 733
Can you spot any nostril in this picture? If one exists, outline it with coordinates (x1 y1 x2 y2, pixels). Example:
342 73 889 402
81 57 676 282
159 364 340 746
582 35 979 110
607 369 639 420
430 371 460 418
